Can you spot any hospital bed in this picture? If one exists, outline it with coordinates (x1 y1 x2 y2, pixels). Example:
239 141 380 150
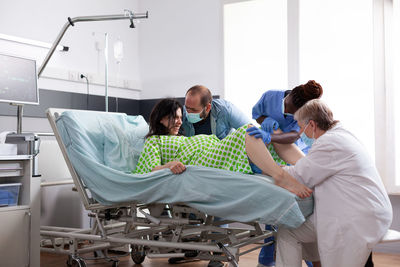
40 108 313 267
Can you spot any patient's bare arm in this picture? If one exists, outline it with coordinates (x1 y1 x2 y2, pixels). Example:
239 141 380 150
152 161 186 174
271 129 305 165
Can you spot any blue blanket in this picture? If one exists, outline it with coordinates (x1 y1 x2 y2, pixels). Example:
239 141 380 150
56 110 313 228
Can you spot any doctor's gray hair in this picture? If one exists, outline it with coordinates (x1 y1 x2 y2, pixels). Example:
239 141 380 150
294 99 338 131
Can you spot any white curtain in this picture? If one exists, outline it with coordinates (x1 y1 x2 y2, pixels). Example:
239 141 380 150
394 0 400 193
373 0 400 194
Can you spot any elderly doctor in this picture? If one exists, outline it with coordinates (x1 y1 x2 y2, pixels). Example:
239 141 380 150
273 99 392 267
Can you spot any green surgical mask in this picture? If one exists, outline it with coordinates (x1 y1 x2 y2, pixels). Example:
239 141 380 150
186 112 203 123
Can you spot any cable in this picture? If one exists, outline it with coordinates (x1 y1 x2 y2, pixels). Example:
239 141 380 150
80 74 89 110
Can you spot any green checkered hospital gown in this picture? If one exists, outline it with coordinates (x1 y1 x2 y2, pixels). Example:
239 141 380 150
134 125 253 174
267 144 287 166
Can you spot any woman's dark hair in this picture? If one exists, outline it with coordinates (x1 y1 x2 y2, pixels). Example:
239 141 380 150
290 80 323 109
146 98 183 138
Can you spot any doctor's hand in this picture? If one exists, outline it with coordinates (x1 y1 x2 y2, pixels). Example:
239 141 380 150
166 161 186 174
246 127 271 144
261 117 279 133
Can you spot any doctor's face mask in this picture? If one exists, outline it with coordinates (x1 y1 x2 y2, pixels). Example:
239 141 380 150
300 122 315 147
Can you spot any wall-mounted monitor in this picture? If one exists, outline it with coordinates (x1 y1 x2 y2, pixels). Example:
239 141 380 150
0 53 38 105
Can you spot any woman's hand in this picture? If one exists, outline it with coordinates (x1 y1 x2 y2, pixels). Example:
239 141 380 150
166 161 186 174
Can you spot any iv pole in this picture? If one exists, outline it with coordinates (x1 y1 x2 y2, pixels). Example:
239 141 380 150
105 33 109 112
37 10 148 112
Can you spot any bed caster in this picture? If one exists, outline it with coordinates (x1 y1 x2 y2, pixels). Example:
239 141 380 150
66 255 87 267
168 257 185 264
130 245 145 264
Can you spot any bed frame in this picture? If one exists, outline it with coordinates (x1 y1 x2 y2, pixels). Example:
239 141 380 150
40 108 274 267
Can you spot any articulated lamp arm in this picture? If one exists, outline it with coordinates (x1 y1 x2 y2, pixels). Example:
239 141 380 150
38 10 148 77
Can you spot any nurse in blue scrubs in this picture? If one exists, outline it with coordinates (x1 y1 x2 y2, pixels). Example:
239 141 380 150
252 80 323 267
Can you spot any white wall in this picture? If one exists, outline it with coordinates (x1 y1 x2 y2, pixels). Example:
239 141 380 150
0 0 145 229
0 0 145 133
0 0 226 117
0 0 142 100
137 0 224 99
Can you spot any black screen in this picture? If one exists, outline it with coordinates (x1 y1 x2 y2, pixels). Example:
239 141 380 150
0 54 38 105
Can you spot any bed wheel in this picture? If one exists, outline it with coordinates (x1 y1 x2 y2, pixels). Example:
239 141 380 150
78 259 87 267
66 256 87 267
168 257 185 264
130 245 145 264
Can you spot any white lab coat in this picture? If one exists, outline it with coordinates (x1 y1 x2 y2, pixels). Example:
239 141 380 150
285 123 392 267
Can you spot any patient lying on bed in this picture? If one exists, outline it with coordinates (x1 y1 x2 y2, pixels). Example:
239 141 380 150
133 98 312 198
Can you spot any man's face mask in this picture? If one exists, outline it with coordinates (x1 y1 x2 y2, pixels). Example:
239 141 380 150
186 107 205 123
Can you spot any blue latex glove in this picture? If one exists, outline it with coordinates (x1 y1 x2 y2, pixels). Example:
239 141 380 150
246 127 271 144
261 117 279 133
250 163 263 174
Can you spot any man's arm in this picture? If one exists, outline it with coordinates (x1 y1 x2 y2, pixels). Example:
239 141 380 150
227 101 252 129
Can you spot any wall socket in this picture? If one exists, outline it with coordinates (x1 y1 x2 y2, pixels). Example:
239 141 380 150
68 71 79 81
42 67 140 90
123 79 130 88
79 73 93 82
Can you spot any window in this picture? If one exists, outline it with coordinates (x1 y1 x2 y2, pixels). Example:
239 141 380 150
393 0 400 186
299 0 375 158
224 0 287 121
373 0 400 193
224 0 399 193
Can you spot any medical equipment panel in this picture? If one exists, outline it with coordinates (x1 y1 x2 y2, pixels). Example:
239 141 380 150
0 207 30 267
0 155 40 267
0 53 38 105
0 160 23 177
0 182 21 206
5 133 40 177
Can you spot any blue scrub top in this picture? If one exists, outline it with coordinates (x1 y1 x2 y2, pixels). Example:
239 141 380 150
252 90 309 153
